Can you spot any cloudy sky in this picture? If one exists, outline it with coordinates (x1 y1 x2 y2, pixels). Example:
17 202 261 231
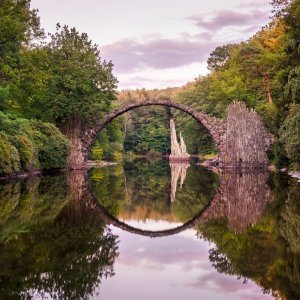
31 0 271 89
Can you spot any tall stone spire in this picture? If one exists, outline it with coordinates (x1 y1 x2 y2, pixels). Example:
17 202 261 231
170 119 182 157
169 119 190 162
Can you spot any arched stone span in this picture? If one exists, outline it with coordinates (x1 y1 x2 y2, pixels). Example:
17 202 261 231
81 100 227 162
74 100 274 169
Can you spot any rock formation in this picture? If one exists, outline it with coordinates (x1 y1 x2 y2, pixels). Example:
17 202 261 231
169 119 190 162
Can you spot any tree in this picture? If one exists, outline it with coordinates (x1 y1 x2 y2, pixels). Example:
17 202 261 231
207 44 237 72
279 104 300 169
0 0 44 110
46 25 117 168
12 25 118 168
271 0 293 18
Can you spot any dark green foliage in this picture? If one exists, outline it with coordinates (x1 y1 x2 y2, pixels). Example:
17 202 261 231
0 134 20 175
89 158 219 223
285 66 300 103
173 10 300 167
279 104 300 169
207 44 238 72
196 173 300 299
91 119 124 161
42 25 118 124
89 165 126 216
0 112 69 175
173 110 217 154
123 107 171 155
90 142 104 161
0 0 44 114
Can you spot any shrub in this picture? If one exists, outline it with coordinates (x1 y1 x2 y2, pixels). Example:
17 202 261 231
0 113 69 174
0 134 21 175
30 121 70 169
14 135 38 171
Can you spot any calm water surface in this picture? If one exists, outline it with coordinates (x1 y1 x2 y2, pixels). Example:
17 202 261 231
0 158 299 299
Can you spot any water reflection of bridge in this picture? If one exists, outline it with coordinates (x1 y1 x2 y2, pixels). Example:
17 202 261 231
76 170 272 237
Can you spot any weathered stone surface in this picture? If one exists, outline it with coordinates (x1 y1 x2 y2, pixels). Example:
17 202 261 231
170 119 182 157
223 102 274 168
201 170 272 233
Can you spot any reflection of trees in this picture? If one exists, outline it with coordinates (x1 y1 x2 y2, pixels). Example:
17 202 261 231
89 159 219 223
171 165 219 222
89 159 173 221
0 175 69 243
89 165 125 217
197 173 300 299
0 175 119 299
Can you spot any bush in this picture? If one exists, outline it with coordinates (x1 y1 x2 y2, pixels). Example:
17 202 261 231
30 121 70 169
14 135 37 171
146 149 161 158
0 112 69 175
0 134 20 175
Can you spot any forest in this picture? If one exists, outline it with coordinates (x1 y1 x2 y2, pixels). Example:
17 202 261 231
0 0 300 176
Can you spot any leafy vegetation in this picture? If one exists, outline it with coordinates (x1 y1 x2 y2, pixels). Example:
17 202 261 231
1 1 118 172
1 0 300 172
115 0 300 168
0 112 69 175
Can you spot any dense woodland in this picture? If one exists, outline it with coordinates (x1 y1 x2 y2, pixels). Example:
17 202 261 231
0 0 300 175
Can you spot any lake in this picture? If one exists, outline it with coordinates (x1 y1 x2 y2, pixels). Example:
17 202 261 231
0 158 299 299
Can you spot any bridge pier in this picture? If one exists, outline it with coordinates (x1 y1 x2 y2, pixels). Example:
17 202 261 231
223 102 274 168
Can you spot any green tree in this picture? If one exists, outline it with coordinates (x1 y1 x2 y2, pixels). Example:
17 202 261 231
207 44 237 72
0 0 44 109
12 25 118 168
279 104 300 169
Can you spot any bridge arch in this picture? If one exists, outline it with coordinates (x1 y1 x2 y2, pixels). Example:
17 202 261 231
81 100 227 162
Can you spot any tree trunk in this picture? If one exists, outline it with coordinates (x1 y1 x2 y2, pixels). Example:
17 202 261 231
59 119 86 170
263 72 273 103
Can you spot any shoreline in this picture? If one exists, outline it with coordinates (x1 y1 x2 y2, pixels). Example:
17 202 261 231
0 160 117 181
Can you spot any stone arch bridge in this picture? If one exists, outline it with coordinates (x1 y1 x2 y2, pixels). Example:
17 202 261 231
79 100 273 169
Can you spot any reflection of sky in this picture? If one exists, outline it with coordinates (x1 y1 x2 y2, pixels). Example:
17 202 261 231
93 220 273 300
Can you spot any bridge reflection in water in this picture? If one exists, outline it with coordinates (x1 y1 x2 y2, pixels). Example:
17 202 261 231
69 164 273 236
1 161 299 299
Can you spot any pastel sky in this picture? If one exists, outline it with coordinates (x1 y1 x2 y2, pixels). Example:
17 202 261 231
31 0 272 89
